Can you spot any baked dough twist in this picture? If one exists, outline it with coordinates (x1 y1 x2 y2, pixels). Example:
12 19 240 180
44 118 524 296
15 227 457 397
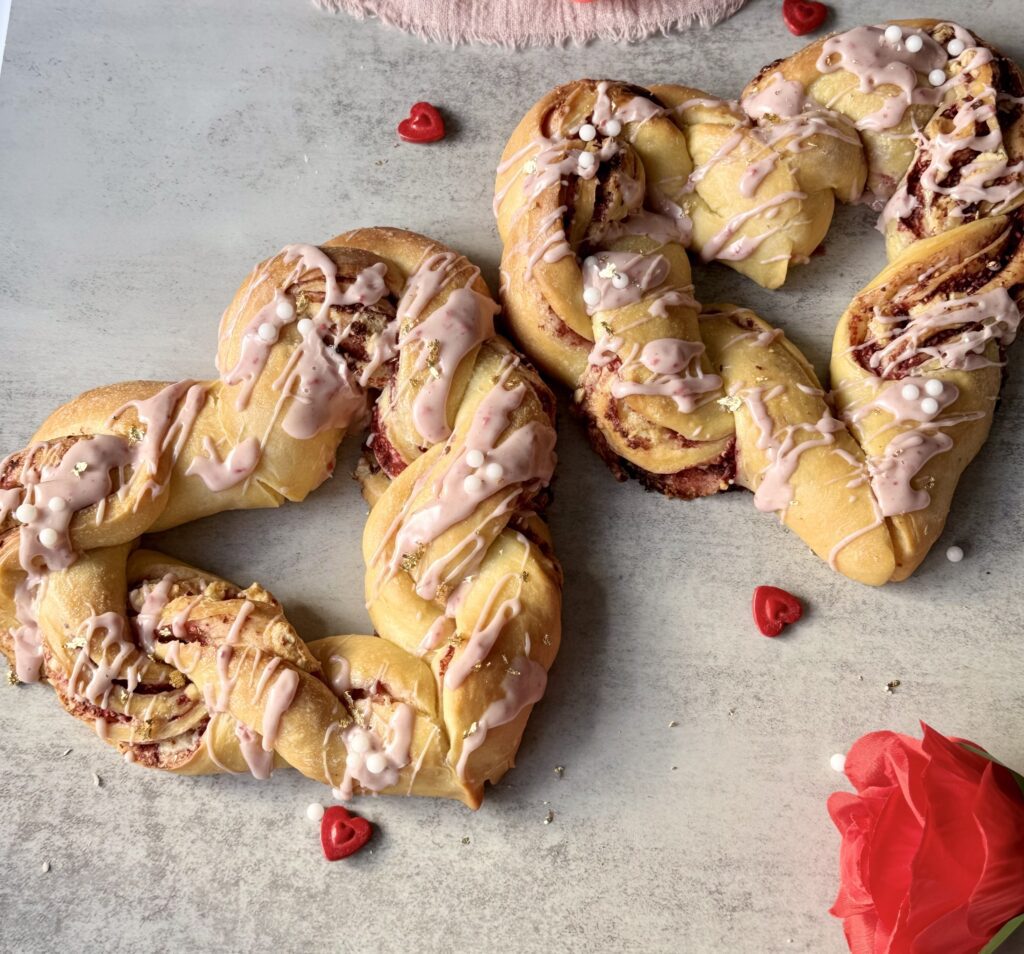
494 20 1024 584
0 228 561 807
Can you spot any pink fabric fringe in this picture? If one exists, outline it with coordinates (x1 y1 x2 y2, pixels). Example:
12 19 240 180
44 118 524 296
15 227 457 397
313 0 750 47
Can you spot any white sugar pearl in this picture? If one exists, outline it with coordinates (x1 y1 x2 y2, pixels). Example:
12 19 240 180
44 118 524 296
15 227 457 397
14 504 38 524
463 474 483 494
924 378 943 397
257 322 278 343
946 545 964 563
920 397 940 415
611 273 629 290
579 123 597 142
348 733 370 754
306 802 325 822
484 462 504 482
929 69 947 87
582 287 601 307
900 384 920 401
38 528 58 548
365 752 388 774
577 152 595 170
604 118 622 136
48 497 67 513
947 38 965 57
830 753 847 773
884 25 902 44
275 298 295 321
297 318 314 336
466 449 485 469
904 34 923 53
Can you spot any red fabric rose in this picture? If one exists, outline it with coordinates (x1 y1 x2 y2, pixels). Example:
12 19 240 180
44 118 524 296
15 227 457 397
828 724 1024 953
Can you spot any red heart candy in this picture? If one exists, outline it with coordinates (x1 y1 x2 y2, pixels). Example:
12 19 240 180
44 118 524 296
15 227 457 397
320 806 373 861
752 585 803 637
782 0 827 36
397 102 446 144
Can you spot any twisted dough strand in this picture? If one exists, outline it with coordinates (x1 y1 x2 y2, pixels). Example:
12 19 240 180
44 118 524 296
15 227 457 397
1 228 561 807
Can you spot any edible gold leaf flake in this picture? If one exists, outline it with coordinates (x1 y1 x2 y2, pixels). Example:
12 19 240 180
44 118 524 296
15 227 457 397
523 159 537 174
717 395 743 412
448 631 465 647
425 339 441 368
463 721 479 739
520 571 530 583
72 462 88 477
128 426 144 445
400 545 424 573
6 670 20 685
598 264 617 279
295 292 310 314
66 636 87 651
169 671 186 689
434 581 451 603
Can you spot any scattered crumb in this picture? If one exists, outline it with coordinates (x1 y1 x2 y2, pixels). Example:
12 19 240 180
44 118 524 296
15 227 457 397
92 772 102 787
461 836 470 845
727 708 737 717
543 810 554 825
41 861 50 874
554 765 564 779
61 748 72 757
885 679 901 694
671 766 678 771
668 720 678 728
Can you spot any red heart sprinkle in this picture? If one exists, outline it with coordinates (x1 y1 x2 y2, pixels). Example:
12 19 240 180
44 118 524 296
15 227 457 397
320 806 373 861
397 102 446 144
752 586 803 637
782 0 828 36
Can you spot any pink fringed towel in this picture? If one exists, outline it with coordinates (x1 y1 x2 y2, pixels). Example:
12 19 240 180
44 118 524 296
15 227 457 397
313 0 751 46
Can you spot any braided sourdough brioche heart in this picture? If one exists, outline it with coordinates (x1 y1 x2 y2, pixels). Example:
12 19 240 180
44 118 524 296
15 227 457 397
0 228 561 807
494 20 1024 585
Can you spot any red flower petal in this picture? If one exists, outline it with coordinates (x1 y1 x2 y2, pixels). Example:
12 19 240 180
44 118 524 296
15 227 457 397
866 788 922 928
965 764 1024 938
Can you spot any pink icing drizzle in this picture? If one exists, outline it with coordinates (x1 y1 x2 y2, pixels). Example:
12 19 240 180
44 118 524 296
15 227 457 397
456 656 547 780
869 288 1021 375
386 375 557 582
401 287 499 444
235 723 275 779
260 667 299 752
185 437 262 492
607 338 722 414
868 430 953 516
581 251 670 315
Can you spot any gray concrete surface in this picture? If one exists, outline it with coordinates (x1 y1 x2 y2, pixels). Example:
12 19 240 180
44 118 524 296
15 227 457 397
1 1 1023 951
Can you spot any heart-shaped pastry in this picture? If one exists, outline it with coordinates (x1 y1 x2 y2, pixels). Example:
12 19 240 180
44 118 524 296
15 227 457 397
782 0 827 36
752 586 804 637
320 806 373 860
397 102 446 144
